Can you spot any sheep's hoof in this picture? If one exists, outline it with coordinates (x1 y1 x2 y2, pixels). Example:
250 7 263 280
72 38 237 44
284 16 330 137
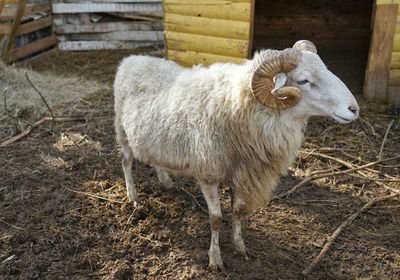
209 261 225 273
233 238 248 260
208 251 225 273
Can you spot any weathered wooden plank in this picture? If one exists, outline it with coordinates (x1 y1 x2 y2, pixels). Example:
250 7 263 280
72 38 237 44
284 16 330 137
58 40 157 51
51 3 162 15
16 46 57 67
67 30 163 41
17 16 52 36
1 3 51 19
167 49 245 67
11 34 57 61
165 31 248 58
0 23 11 34
163 1 251 21
364 4 398 101
164 13 249 40
391 52 400 68
55 21 162 34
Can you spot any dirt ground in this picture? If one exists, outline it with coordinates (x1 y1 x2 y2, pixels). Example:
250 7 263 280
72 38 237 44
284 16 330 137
1 49 400 280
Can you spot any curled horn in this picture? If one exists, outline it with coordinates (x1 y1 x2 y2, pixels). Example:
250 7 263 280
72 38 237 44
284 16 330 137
251 48 302 110
293 40 317 54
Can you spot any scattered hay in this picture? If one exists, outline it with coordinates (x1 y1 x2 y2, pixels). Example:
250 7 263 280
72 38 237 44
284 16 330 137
0 60 105 120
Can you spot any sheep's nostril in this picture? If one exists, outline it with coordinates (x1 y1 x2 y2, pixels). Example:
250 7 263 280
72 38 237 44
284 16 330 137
348 105 358 115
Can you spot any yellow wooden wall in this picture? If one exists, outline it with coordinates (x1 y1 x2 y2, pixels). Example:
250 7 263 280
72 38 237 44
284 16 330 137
163 0 253 67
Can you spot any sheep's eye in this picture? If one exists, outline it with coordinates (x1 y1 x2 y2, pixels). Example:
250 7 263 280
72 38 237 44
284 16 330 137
297 80 309 85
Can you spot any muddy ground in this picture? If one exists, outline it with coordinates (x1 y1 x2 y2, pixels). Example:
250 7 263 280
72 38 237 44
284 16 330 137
1 49 400 280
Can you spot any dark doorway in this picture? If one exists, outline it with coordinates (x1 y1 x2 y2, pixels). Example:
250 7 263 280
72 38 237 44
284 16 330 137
252 0 374 95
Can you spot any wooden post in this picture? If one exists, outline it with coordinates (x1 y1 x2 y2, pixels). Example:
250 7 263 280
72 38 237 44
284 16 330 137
2 0 26 63
364 3 398 102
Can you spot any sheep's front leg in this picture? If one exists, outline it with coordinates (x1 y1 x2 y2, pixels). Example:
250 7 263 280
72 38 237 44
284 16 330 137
231 187 248 259
200 183 224 271
121 144 138 206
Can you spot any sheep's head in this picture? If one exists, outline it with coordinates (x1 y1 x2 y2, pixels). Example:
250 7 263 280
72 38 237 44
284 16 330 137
251 40 359 123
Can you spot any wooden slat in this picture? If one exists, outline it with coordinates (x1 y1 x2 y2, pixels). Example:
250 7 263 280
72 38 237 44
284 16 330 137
55 21 162 34
51 3 162 15
364 4 398 101
167 49 245 67
1 3 51 19
16 46 57 67
164 13 250 40
394 28 400 51
389 69 400 85
391 52 400 68
10 34 57 62
66 30 163 41
0 23 11 34
165 31 248 58
17 16 52 36
163 0 251 21
58 40 156 51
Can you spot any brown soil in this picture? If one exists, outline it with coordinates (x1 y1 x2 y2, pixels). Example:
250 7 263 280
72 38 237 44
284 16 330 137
1 49 399 280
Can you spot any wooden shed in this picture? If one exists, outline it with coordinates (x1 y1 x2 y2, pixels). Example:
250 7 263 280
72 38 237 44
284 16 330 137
163 0 400 105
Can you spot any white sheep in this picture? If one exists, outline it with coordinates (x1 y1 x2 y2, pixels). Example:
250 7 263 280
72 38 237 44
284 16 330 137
113 40 359 271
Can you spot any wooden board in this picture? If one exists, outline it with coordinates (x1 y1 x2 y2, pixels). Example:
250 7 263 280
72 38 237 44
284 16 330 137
66 30 163 41
164 13 250 40
51 2 162 15
391 52 400 68
364 3 398 101
17 16 53 36
165 30 248 58
10 34 57 61
0 2 51 20
167 49 245 67
163 0 251 21
55 21 162 34
58 40 157 51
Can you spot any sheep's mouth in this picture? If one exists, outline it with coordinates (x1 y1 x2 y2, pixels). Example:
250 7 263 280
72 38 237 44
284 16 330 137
332 114 351 123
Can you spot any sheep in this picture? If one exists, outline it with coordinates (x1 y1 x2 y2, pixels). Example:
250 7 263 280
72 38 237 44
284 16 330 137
113 40 359 271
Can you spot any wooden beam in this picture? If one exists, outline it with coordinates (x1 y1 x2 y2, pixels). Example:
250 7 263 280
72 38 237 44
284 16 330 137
363 3 398 101
10 34 57 62
2 0 26 64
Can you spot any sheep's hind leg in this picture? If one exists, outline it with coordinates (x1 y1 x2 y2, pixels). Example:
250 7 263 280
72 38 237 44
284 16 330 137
200 183 224 272
231 187 248 259
155 167 174 189
121 144 138 206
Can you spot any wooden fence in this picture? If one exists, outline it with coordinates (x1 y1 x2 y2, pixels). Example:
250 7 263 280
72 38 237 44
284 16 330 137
51 0 164 51
0 0 56 64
